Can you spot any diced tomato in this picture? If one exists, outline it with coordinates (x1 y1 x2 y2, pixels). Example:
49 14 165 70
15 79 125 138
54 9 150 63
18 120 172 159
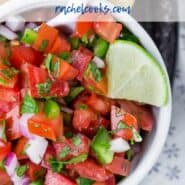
14 137 28 160
93 14 122 43
0 87 20 103
93 176 116 185
0 72 18 89
73 95 109 135
11 45 44 69
6 105 21 140
52 56 78 81
33 23 58 53
50 80 70 97
49 35 71 54
45 170 76 185
83 73 107 95
86 94 110 115
72 108 97 132
0 169 11 185
66 159 112 182
26 161 46 181
27 64 48 98
0 100 13 117
111 105 138 140
41 145 56 169
0 42 9 60
59 61 79 81
123 113 138 129
0 60 18 88
73 92 89 109
72 46 93 81
53 134 90 160
116 129 133 141
75 13 95 37
105 155 131 177
28 112 63 141
0 139 11 161
119 100 155 131
89 116 110 135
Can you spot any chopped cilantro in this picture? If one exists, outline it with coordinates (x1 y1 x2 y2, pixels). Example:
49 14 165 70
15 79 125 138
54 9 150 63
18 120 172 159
72 135 82 146
40 39 49 52
77 177 94 185
84 63 91 79
36 79 52 96
15 165 28 177
65 86 85 104
65 131 73 138
91 62 103 82
1 67 19 79
67 153 88 164
21 94 39 114
49 159 64 173
2 59 11 67
44 54 53 73
58 52 71 62
51 60 60 77
69 37 80 50
49 154 88 173
117 121 130 129
60 146 71 158
30 179 44 185
78 104 88 110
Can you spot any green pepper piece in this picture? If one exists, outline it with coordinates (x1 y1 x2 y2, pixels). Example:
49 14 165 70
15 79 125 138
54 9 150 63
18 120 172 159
69 37 80 50
44 99 60 119
91 127 114 164
93 38 109 58
21 28 38 45
65 86 85 104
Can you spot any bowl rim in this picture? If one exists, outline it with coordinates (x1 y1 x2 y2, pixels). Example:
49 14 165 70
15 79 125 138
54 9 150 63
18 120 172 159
0 1 172 185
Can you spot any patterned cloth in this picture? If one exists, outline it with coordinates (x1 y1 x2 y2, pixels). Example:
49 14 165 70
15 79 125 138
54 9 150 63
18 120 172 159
141 23 185 185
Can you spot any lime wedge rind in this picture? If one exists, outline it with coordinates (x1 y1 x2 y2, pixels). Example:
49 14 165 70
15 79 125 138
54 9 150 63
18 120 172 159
106 40 169 107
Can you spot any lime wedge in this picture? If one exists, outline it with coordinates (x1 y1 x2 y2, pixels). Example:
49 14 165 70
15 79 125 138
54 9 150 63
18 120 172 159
106 40 169 107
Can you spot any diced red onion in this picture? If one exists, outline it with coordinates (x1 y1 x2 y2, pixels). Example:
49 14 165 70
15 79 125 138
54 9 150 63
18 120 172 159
92 56 105 68
6 16 25 32
61 107 74 114
11 174 30 185
19 113 35 139
22 177 30 185
5 153 19 177
25 136 48 164
26 22 37 29
0 25 18 40
5 153 30 185
110 138 130 153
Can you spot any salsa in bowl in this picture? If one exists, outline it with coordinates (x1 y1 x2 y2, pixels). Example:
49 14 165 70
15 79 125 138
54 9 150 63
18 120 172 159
0 4 171 185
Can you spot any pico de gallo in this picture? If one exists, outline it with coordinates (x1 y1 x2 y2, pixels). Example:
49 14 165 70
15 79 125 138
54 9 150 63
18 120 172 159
0 13 154 185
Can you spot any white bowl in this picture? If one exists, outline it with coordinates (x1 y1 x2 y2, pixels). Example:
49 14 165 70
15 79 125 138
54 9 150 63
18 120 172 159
0 1 172 185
